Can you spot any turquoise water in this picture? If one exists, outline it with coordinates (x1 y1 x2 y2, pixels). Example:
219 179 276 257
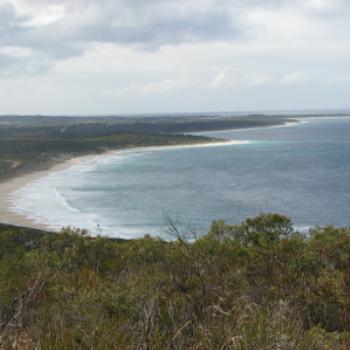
12 117 350 238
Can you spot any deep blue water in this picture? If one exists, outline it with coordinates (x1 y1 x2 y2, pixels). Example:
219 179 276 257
12 117 350 238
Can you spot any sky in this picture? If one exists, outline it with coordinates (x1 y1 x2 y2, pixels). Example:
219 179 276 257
0 0 349 115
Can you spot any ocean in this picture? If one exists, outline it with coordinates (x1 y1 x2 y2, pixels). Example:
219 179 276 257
10 116 350 239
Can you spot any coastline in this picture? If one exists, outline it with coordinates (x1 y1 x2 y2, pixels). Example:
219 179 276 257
0 156 90 232
0 139 247 232
192 120 303 134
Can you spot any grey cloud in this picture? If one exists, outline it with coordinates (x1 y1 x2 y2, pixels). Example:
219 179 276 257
0 1 236 54
0 0 239 74
0 3 22 37
0 53 50 76
0 0 349 76
0 2 16 23
82 10 235 46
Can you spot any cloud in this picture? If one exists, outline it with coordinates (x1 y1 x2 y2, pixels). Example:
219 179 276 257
101 77 187 95
247 73 271 87
0 0 241 76
0 46 33 57
301 0 348 15
141 78 186 93
210 69 227 88
0 1 237 57
281 72 307 84
1 0 349 74
0 45 50 77
0 0 349 113
210 68 271 88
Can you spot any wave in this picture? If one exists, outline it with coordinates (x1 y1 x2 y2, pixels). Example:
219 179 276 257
7 140 253 237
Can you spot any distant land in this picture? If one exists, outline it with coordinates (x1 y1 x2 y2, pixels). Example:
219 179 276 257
1 111 349 183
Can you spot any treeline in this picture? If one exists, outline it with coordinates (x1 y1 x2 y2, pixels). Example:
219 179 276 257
0 114 293 132
1 214 350 349
0 116 292 139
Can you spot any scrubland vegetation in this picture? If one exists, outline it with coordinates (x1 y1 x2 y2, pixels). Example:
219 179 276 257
1 214 350 349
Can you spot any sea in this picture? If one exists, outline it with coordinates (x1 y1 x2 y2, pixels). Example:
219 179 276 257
9 116 350 239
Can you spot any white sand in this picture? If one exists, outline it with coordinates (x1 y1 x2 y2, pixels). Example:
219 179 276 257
0 158 82 231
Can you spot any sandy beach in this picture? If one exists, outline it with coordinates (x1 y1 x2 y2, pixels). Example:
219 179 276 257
0 139 246 232
0 156 89 231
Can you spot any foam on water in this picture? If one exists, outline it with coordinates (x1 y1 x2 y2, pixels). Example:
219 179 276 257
10 166 99 233
9 142 251 238
8 117 350 238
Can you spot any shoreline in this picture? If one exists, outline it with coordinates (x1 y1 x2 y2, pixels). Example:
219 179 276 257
0 156 92 232
192 120 303 134
0 139 248 232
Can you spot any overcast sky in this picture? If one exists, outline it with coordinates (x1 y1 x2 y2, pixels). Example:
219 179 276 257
0 0 349 115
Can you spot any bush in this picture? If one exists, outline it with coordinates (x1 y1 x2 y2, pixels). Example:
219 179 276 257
1 214 350 349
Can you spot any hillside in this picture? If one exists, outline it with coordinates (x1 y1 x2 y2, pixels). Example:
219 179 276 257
1 214 349 349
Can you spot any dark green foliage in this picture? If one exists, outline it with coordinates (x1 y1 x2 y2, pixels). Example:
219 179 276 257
1 214 350 349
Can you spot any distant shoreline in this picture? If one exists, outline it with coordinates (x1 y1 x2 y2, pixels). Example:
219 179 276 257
191 120 303 134
0 139 249 232
2 114 323 233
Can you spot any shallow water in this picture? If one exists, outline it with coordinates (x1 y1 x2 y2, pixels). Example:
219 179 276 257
11 117 350 238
